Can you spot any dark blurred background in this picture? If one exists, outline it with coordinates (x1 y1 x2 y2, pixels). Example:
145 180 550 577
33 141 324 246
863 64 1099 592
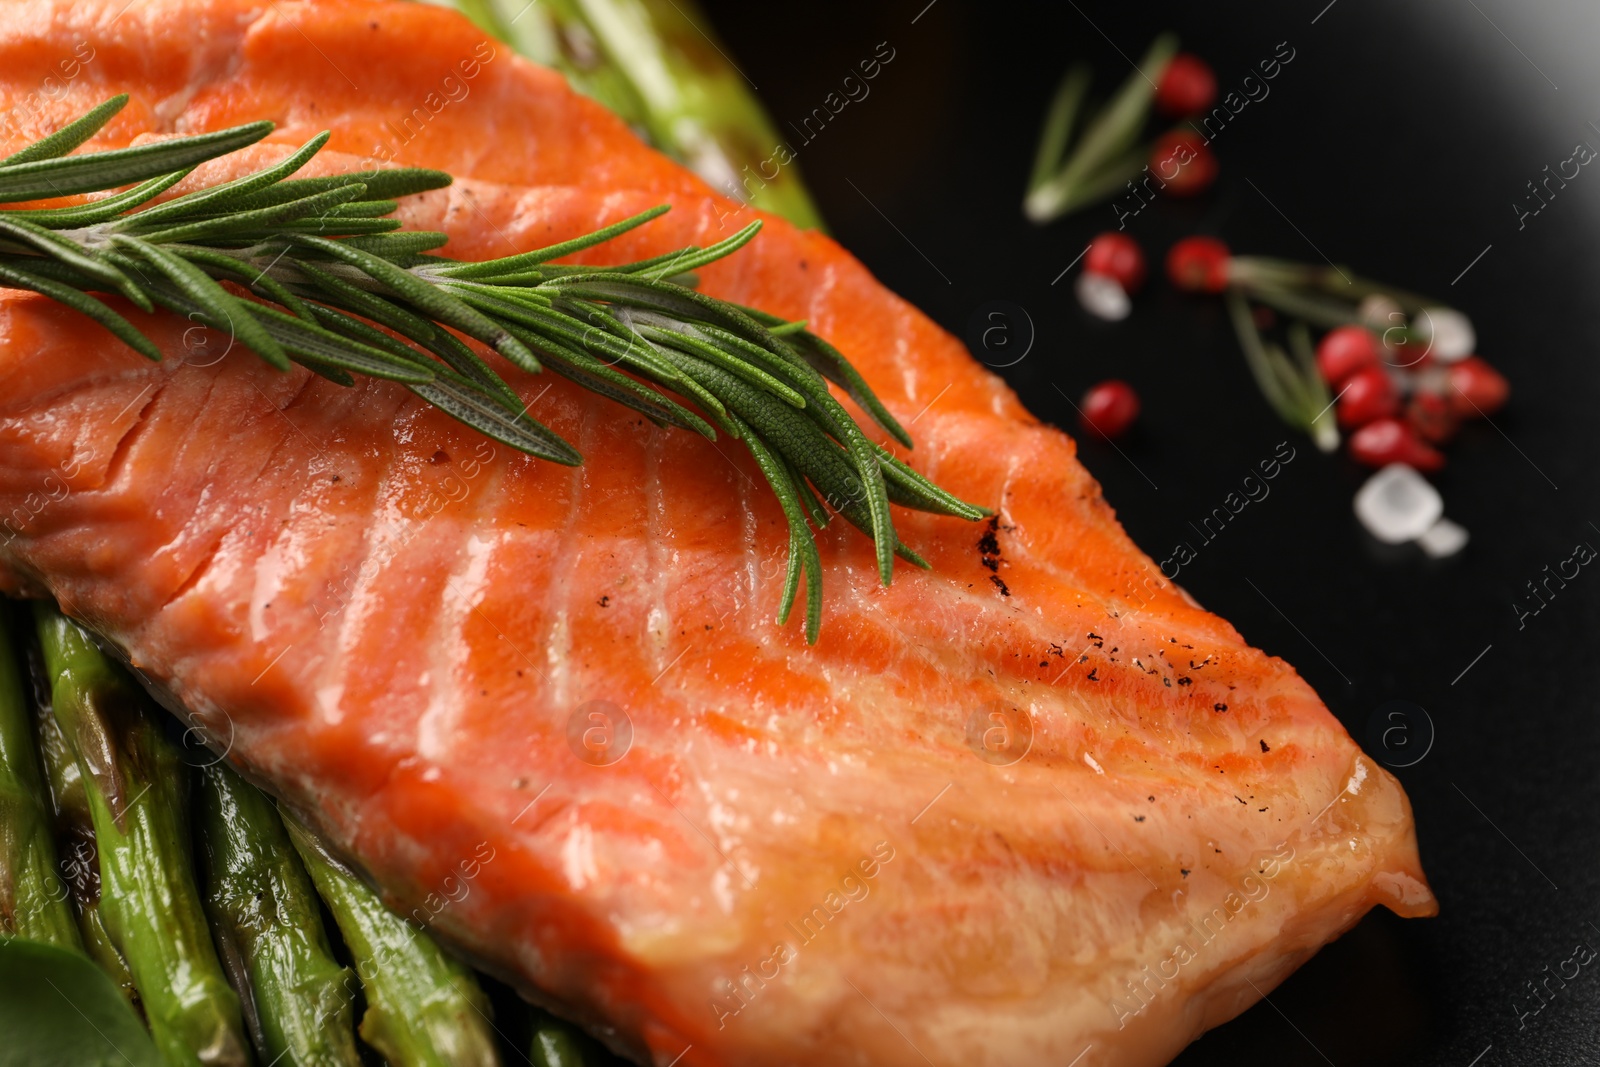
701 1 1600 1063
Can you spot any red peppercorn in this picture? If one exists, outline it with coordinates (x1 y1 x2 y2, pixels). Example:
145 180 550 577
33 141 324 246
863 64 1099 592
1348 418 1445 472
1156 54 1218 118
1336 366 1400 429
1083 232 1147 294
1315 325 1381 385
1166 236 1231 293
1150 130 1218 197
1385 334 1431 370
1080 380 1140 439
1445 357 1510 418
1404 391 1459 444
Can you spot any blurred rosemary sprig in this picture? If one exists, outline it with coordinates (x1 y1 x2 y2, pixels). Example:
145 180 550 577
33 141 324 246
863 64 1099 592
1223 290 1339 453
0 96 984 641
1024 34 1178 222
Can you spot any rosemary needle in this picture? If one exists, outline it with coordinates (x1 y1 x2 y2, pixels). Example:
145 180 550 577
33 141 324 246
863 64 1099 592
0 96 987 641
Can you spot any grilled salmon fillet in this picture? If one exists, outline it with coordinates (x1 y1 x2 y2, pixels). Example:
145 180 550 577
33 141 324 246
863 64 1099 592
0 2 1434 1064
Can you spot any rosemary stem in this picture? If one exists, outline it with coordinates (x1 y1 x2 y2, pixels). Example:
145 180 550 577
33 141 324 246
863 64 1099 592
0 98 988 641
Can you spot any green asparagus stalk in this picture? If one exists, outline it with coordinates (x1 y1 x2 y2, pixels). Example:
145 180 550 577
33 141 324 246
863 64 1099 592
0 607 80 948
29 681 138 1002
529 1009 591 1067
195 761 364 1067
428 0 826 229
283 814 502 1067
35 603 250 1067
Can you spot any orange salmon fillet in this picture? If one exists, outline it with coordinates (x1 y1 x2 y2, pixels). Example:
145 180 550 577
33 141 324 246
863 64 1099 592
0 2 1434 1065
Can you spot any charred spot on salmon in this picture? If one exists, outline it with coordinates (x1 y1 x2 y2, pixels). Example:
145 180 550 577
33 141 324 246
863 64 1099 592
1214 703 1229 712
1260 740 1271 752
990 575 1011 596
598 596 610 607
1086 668 1099 681
977 515 1004 573
978 515 1006 576
977 522 1001 555
0 97 989 645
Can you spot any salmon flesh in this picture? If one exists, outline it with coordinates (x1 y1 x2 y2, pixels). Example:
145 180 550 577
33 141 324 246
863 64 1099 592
0 2 1433 1064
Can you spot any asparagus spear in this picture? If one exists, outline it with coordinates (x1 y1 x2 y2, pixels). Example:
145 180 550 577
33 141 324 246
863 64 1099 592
282 814 502 1067
29 680 139 1002
35 603 250 1067
0 606 81 948
529 1009 591 1067
429 0 826 229
195 761 365 1067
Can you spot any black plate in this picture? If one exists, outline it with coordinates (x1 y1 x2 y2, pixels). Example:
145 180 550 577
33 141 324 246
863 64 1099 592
702 1 1600 1063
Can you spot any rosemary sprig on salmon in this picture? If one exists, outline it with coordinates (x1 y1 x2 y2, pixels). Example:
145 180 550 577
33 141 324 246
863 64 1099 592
0 95 983 642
